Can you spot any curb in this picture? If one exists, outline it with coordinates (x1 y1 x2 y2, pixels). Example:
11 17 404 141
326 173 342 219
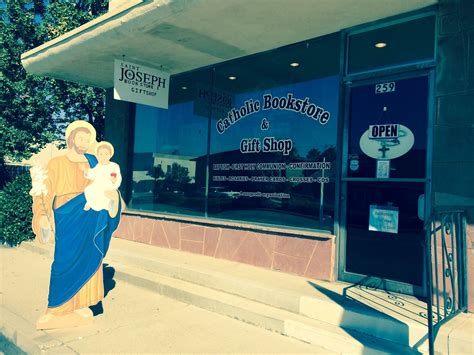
0 306 77 355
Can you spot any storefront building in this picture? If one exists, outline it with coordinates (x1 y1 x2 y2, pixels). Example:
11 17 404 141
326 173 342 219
22 0 473 310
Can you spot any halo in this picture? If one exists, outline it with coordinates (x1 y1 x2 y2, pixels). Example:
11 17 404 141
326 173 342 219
65 120 97 153
95 141 115 158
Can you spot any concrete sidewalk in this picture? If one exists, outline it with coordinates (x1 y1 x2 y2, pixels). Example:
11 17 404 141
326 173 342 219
0 243 332 354
1 238 472 354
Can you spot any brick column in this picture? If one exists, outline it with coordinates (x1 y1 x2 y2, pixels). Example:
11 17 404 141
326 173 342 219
435 0 474 311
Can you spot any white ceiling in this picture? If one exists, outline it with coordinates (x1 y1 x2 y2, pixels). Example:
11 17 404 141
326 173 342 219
21 0 437 88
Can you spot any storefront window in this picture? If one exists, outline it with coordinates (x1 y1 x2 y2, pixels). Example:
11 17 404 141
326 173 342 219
208 36 339 230
130 34 340 232
130 70 213 216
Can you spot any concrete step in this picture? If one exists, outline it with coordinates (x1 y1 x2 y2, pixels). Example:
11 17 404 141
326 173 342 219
23 239 473 354
112 260 418 355
105 244 429 350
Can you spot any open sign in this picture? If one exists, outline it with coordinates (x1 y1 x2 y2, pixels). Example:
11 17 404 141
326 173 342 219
360 124 414 160
369 124 399 139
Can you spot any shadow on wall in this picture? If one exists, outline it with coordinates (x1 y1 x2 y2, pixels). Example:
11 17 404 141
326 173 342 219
90 263 116 316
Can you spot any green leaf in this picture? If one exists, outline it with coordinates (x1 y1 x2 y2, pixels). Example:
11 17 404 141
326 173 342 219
1 0 108 175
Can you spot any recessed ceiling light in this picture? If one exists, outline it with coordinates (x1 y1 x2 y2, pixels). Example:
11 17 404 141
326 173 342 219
228 76 237 80
375 42 387 48
290 62 300 67
181 86 188 90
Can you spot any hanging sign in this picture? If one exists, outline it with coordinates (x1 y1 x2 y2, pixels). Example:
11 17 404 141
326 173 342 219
194 84 234 118
359 124 414 160
369 205 399 234
368 124 399 139
114 59 170 109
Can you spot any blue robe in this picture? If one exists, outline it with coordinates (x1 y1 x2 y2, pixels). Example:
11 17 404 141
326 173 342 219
48 153 121 308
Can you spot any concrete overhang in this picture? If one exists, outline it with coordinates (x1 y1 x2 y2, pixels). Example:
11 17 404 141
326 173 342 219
21 0 437 88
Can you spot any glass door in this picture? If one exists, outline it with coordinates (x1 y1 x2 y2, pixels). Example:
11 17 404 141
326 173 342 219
339 73 433 296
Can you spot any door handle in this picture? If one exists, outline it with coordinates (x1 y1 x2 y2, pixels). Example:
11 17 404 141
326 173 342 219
417 194 424 221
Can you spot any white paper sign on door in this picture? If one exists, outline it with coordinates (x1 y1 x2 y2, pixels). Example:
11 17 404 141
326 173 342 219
376 160 390 178
369 205 399 234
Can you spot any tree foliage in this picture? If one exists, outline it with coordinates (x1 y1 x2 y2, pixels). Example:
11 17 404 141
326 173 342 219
165 163 191 184
0 0 108 186
0 173 33 246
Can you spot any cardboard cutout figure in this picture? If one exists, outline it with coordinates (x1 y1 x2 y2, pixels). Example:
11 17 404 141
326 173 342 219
30 120 122 330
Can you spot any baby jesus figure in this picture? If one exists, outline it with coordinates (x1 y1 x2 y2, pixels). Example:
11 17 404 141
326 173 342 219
81 141 122 217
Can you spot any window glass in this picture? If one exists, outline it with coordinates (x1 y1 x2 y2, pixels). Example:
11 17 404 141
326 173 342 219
348 16 435 74
130 69 212 216
345 181 425 285
208 35 340 231
130 34 340 232
347 75 429 179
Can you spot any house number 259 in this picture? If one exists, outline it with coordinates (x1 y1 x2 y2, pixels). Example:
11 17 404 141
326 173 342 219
375 82 395 94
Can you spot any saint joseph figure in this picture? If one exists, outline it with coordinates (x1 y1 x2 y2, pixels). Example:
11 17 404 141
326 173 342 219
32 120 122 329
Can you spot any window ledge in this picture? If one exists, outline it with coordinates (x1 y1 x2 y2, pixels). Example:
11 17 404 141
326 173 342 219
122 209 335 241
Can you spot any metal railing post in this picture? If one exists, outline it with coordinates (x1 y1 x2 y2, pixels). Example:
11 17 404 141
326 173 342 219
425 210 467 355
425 217 435 355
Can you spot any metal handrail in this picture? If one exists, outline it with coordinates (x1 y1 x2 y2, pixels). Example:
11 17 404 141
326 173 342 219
425 210 468 355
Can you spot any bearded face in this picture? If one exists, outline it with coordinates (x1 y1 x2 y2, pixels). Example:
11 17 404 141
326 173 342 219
72 131 91 154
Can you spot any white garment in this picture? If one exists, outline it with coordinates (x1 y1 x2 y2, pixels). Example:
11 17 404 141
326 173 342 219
84 161 122 211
